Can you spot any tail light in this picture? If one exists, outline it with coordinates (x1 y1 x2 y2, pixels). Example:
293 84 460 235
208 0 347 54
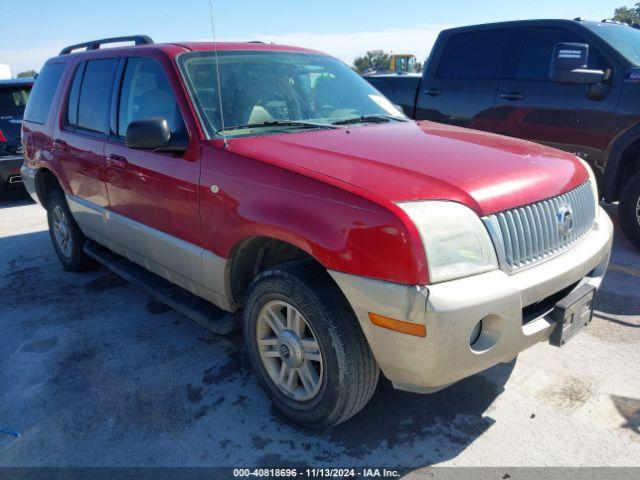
0 129 6 143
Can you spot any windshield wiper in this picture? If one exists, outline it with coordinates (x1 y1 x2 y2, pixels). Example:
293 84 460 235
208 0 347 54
331 114 407 125
221 120 337 132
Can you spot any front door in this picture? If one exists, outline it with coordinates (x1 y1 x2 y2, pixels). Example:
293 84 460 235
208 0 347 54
492 26 622 171
103 55 203 290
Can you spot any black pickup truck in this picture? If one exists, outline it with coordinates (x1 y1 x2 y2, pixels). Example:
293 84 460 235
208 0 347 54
365 19 640 249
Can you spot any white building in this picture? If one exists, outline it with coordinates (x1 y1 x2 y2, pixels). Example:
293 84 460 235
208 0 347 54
0 64 11 80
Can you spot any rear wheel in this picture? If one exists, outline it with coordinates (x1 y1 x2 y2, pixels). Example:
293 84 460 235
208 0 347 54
619 172 640 250
243 261 379 428
47 189 94 271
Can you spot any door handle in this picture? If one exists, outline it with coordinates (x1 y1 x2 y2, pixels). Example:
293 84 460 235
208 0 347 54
424 89 443 97
106 154 127 169
52 139 68 151
499 92 526 101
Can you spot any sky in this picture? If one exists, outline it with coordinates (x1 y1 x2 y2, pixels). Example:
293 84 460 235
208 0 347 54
0 0 628 75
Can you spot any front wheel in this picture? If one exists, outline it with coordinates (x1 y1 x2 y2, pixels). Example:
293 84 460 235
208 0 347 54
47 189 95 271
619 172 640 250
243 261 379 428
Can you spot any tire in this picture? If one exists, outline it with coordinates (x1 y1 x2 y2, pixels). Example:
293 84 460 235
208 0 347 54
243 261 379 428
0 180 5 201
619 172 640 250
46 189 95 271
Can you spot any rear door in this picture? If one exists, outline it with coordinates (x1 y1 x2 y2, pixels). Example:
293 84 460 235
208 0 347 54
0 82 31 157
415 29 515 130
54 58 117 242
492 26 621 168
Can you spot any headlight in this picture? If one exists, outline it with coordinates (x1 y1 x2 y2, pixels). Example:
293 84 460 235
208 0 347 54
398 201 499 284
578 158 600 219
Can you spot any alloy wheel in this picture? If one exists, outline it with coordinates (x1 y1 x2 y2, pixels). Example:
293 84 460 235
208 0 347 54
52 205 73 258
256 300 323 401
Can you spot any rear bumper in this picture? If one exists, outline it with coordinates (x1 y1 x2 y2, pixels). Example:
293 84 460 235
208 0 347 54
20 164 39 203
330 208 613 393
0 155 23 184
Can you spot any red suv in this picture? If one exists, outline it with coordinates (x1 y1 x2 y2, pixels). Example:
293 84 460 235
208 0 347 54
21 36 613 428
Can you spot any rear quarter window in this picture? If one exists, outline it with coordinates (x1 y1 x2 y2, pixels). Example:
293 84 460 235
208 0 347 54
437 29 513 79
23 63 65 124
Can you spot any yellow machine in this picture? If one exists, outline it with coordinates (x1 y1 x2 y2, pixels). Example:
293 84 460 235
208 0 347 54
388 54 417 73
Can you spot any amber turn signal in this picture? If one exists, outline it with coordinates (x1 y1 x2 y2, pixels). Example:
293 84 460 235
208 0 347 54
368 312 426 337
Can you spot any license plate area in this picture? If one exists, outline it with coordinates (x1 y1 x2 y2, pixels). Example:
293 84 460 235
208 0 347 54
549 284 595 347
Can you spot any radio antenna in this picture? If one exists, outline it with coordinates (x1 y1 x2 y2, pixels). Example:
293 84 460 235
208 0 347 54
208 0 229 149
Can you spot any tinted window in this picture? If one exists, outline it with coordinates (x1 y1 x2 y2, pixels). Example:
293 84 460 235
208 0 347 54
117 57 184 137
66 62 85 127
0 86 30 112
23 63 65 124
438 30 512 79
77 59 116 133
516 27 610 80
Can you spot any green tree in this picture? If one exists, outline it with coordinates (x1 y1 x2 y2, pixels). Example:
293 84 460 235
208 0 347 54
353 50 391 73
612 3 640 24
16 70 37 78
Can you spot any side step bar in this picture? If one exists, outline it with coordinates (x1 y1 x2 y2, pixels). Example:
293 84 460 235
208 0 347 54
83 240 240 335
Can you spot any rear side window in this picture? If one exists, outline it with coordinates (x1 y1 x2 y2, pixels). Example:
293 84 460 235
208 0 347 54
516 27 610 80
76 59 117 133
66 63 85 127
438 30 512 79
117 57 184 137
23 63 65 124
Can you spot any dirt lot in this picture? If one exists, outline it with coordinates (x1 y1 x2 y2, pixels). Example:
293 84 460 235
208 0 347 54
0 194 638 474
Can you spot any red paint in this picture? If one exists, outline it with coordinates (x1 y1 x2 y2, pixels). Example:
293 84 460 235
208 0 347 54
23 42 590 286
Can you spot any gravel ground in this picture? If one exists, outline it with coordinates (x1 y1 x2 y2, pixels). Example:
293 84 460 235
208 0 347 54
0 194 638 475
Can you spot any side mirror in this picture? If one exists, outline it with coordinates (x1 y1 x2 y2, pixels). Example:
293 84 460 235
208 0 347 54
550 43 606 84
125 118 171 150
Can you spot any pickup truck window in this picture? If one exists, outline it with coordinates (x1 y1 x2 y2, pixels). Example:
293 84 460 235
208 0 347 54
437 30 512 79
23 63 65 124
516 27 609 80
117 57 185 138
76 59 117 133
178 51 404 137
585 22 640 66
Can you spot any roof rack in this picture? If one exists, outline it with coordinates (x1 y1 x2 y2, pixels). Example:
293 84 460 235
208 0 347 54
59 35 154 55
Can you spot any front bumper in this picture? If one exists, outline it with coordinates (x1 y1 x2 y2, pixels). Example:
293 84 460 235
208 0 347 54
330 208 613 393
0 155 24 185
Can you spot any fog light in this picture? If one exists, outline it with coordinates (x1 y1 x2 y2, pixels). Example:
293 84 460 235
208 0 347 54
470 320 483 346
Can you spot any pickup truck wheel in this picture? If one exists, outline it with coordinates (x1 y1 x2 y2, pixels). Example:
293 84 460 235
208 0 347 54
47 189 94 271
619 172 640 250
243 261 379 428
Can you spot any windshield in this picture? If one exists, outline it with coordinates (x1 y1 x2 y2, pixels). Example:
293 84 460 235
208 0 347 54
178 51 405 137
0 86 30 114
585 23 640 66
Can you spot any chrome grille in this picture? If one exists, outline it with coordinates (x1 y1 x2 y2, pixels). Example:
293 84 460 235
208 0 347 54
483 182 596 272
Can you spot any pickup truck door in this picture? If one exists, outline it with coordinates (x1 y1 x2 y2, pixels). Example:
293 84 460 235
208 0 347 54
414 29 516 130
103 56 203 287
492 26 621 169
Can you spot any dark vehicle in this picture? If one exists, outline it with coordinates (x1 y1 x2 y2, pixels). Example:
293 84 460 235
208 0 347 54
0 78 33 198
365 19 640 249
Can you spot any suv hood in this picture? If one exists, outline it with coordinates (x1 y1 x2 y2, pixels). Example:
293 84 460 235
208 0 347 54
229 121 588 216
